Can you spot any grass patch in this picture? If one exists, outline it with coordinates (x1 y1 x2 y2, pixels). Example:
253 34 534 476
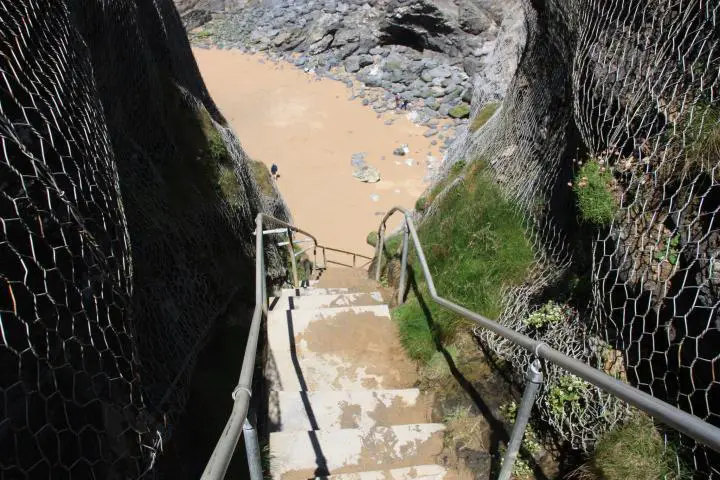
470 102 499 132
393 161 534 362
573 159 617 226
249 160 274 196
367 231 378 247
217 165 242 205
684 104 720 173
448 103 471 119
588 415 691 480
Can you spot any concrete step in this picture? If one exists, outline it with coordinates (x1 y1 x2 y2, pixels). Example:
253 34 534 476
266 306 418 391
314 465 449 479
269 389 432 432
269 424 446 479
280 287 350 297
270 292 385 311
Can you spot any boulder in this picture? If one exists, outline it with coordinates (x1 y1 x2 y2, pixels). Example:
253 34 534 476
353 164 381 183
345 56 361 73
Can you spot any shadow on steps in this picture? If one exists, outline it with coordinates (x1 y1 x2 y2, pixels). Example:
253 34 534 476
406 269 551 480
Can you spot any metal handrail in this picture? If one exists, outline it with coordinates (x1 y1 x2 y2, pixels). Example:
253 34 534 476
375 207 720 460
201 213 320 480
202 206 720 480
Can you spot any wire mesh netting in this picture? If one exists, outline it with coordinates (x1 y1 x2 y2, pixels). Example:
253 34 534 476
442 0 719 474
0 0 288 477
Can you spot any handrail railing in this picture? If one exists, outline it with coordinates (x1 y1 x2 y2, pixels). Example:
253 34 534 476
202 207 720 480
375 206 720 479
201 213 320 480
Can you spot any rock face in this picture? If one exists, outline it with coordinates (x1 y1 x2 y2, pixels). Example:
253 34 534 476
0 0 287 477
182 0 524 120
443 0 720 474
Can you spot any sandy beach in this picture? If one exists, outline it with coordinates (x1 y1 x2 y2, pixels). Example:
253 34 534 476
193 48 445 256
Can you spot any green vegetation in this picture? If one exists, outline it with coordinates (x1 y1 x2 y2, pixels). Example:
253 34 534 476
415 196 428 212
366 231 379 247
548 375 589 416
655 233 681 266
590 415 691 480
217 165 242 205
573 160 617 226
685 104 720 171
524 301 569 328
448 103 471 119
249 160 274 196
392 161 534 363
470 102 499 132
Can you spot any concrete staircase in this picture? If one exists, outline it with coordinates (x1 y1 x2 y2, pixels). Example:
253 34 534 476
267 269 450 479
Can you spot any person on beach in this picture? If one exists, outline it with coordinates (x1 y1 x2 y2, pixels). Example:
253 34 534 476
401 99 409 110
395 94 402 110
271 163 279 179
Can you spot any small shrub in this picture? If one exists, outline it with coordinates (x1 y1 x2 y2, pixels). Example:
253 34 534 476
366 231 379 247
573 159 617 226
548 375 589 416
470 102 499 132
685 104 720 171
524 301 570 328
415 196 428 212
654 233 681 266
448 103 471 119
592 415 691 480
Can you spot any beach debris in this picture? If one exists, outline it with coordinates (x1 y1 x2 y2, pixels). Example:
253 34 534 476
370 193 380 202
353 164 381 183
393 144 409 156
405 158 415 166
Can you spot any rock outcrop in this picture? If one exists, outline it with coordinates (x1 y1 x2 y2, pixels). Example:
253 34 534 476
439 0 719 473
0 0 287 477
183 0 524 127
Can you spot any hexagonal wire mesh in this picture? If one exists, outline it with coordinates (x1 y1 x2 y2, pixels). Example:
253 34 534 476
0 0 289 477
440 0 720 475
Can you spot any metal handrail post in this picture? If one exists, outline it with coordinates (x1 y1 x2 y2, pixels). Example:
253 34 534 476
398 220 409 305
375 225 385 281
243 413 263 480
498 359 544 480
286 228 299 287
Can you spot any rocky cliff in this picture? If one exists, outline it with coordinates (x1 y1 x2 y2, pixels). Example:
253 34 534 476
438 0 719 474
0 0 287 477
178 0 524 134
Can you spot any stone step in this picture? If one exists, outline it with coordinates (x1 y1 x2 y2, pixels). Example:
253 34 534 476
266 306 417 391
314 465 449 480
280 287 350 297
270 292 385 311
269 424 446 480
269 389 431 432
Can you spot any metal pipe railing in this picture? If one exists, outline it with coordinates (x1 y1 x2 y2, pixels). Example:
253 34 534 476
203 206 720 480
201 213 320 480
376 206 720 460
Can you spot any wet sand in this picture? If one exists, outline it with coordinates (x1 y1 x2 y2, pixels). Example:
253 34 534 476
193 48 444 256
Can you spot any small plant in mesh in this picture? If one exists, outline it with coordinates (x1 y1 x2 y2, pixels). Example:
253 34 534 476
548 374 590 417
654 233 681 266
572 159 617 226
498 445 534 479
524 301 572 328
